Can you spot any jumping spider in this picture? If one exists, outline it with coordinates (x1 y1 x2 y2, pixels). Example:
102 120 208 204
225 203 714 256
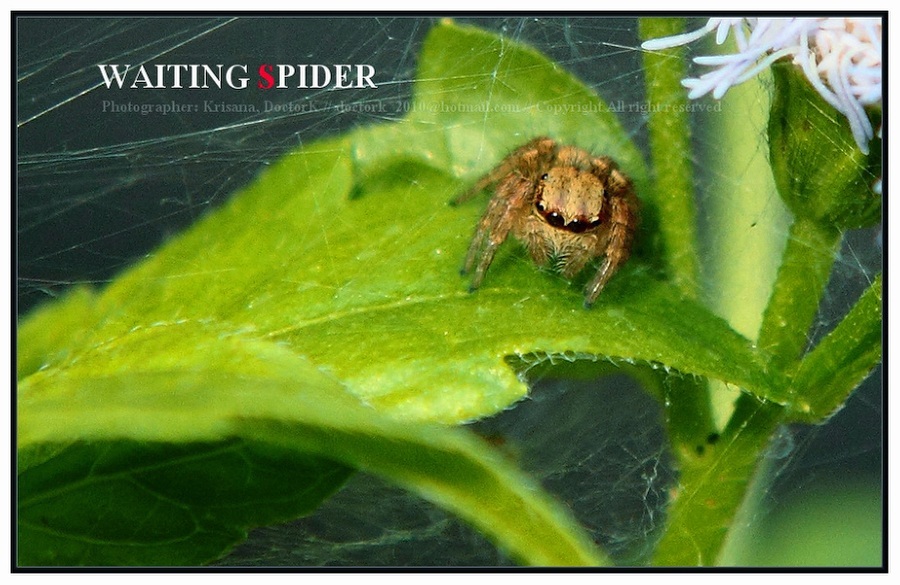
453 137 639 307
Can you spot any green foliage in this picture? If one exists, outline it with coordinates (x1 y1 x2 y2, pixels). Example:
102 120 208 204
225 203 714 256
17 19 881 567
768 60 882 230
790 274 883 421
19 359 604 566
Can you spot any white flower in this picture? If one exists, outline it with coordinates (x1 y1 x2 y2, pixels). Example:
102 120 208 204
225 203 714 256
642 18 882 154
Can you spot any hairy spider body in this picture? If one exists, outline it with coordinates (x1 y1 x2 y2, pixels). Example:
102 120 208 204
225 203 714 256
453 137 639 307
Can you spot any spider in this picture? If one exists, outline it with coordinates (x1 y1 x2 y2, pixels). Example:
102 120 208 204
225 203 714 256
453 137 639 307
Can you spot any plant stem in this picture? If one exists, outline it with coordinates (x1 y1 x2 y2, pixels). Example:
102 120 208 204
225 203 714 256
757 217 842 376
653 390 785 565
710 216 842 562
639 15 717 479
639 17 700 299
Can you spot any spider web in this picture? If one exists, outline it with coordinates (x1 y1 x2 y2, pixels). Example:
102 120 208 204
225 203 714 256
14 16 883 566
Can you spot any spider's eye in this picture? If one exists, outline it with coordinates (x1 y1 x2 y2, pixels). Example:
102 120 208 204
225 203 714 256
565 218 601 233
535 199 545 212
541 173 549 181
545 212 566 228
567 219 589 233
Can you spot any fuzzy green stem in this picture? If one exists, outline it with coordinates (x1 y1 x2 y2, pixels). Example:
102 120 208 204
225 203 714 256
639 15 716 483
757 217 842 375
653 391 785 565
640 17 700 298
709 216 843 562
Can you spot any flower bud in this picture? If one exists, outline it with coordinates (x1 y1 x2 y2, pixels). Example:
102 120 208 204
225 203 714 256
768 60 882 229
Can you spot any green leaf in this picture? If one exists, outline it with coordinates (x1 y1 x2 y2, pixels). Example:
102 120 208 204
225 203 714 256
350 21 649 196
16 286 98 380
18 20 787 566
18 440 352 566
788 274 882 422
18 333 606 566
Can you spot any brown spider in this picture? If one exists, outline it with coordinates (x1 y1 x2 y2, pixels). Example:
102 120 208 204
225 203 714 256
453 137 639 307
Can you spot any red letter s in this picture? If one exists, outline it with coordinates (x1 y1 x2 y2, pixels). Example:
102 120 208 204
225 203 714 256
257 64 274 90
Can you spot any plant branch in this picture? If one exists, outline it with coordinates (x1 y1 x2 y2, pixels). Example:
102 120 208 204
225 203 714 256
757 217 842 377
640 17 700 298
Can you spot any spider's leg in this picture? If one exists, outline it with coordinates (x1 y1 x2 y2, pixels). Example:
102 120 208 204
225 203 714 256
451 137 556 206
452 172 501 206
584 257 616 308
468 240 501 292
462 195 514 287
583 178 637 307
463 172 534 291
461 214 490 275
